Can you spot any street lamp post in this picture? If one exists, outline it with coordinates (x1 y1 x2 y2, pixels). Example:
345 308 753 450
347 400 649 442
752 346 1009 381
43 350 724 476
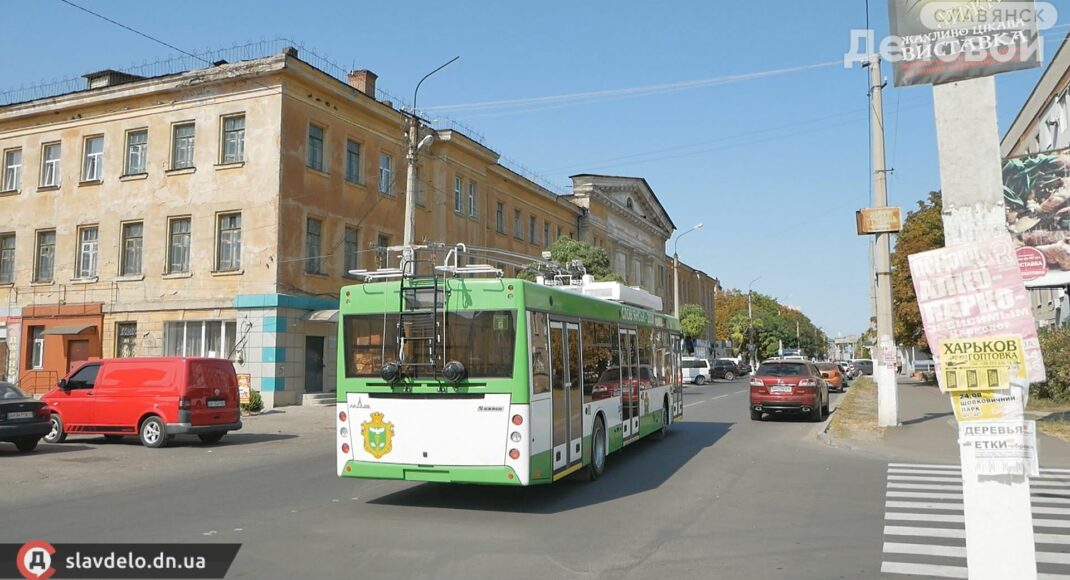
402 56 459 270
748 276 762 368
672 223 703 319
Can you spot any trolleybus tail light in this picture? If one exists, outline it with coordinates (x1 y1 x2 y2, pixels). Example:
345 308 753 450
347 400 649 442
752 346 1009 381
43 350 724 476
511 414 523 426
340 427 349 439
341 443 350 454
508 448 520 460
339 411 347 423
443 361 467 383
381 361 401 383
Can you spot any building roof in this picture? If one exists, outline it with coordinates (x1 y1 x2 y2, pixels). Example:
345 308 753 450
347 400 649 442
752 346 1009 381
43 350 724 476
569 173 678 232
1002 32 1070 157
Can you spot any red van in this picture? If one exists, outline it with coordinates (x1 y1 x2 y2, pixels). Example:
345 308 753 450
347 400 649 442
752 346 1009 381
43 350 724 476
42 357 242 448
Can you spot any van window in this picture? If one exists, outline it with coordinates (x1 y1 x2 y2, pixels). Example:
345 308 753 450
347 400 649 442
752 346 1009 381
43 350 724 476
68 364 100 389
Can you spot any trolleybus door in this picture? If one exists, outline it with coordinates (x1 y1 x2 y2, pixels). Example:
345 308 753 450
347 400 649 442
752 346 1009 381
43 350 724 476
549 320 584 472
619 327 640 441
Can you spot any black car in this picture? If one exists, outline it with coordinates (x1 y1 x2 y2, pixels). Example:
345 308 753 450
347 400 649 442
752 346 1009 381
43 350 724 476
711 360 741 381
0 382 51 452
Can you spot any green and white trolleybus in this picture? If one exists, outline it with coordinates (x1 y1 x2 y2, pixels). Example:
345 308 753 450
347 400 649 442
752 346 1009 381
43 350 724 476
336 245 684 485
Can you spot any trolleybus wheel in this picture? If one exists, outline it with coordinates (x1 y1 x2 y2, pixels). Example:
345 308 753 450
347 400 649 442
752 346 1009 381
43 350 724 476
589 417 606 481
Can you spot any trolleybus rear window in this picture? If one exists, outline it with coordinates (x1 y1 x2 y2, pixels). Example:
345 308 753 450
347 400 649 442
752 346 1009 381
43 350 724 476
343 311 516 379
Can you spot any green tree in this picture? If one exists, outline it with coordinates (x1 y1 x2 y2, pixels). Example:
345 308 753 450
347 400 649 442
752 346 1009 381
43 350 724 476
891 191 944 350
679 303 709 339
521 238 623 282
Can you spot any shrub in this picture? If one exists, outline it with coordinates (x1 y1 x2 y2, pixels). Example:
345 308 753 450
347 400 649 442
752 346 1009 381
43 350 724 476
241 390 264 413
1035 326 1070 402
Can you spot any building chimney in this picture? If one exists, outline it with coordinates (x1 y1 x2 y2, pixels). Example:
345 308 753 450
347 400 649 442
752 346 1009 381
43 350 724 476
347 69 377 98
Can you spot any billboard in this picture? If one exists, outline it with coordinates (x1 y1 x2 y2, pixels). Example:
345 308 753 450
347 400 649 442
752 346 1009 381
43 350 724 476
856 207 903 234
1003 150 1070 286
888 0 1042 87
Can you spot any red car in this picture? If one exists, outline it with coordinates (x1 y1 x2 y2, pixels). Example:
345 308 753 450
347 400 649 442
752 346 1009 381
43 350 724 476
749 359 830 422
42 357 242 448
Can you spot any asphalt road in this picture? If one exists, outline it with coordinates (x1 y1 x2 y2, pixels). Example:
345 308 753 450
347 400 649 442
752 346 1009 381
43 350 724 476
2 380 896 580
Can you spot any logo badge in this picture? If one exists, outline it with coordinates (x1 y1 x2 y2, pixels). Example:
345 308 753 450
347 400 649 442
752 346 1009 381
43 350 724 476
17 540 55 580
361 412 394 459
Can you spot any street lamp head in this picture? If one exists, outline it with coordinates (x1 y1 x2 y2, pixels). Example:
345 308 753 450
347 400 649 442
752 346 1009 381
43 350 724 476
694 223 704 230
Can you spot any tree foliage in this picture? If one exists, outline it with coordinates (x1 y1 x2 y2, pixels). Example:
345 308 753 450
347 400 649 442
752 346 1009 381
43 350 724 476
891 191 944 350
679 304 709 339
1036 326 1070 401
521 238 623 282
714 289 829 360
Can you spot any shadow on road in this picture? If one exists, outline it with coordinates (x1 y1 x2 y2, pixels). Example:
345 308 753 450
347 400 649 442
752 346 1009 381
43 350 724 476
0 443 96 457
901 411 953 426
368 420 732 514
42 432 300 448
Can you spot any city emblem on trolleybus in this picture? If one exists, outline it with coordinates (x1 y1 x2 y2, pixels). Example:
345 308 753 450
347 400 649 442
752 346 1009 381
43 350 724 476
361 412 395 459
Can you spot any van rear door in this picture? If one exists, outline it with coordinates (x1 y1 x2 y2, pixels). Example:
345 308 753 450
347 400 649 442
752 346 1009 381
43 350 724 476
185 360 240 427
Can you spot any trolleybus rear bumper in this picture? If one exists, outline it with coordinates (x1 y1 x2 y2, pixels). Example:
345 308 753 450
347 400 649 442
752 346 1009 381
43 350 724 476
341 461 523 485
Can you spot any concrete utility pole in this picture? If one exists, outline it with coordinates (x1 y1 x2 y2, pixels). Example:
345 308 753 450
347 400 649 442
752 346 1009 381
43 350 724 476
747 276 761 368
672 223 703 319
867 55 899 428
933 76 1037 580
402 56 459 269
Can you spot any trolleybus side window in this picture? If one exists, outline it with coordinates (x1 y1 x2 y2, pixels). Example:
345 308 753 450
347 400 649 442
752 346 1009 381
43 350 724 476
581 320 614 404
530 312 550 395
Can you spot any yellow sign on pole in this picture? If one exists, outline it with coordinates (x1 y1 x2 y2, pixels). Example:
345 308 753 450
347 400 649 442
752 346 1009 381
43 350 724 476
938 335 1026 393
237 373 251 405
950 390 1025 422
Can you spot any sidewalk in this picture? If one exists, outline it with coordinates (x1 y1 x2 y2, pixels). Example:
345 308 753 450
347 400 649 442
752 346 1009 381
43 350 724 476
828 377 1070 469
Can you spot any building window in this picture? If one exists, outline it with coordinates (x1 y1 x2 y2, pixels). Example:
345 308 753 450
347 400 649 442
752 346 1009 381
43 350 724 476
496 202 505 234
468 182 477 217
378 152 393 194
0 234 13 284
376 234 391 267
221 115 245 163
529 215 537 245
125 129 147 175
543 221 550 248
116 322 137 358
557 225 563 241
29 326 44 369
120 221 143 276
658 264 665 290
307 124 324 171
216 213 242 272
77 226 99 279
2 148 21 192
454 177 463 213
168 217 191 274
171 123 195 170
164 320 237 359
82 136 103 182
344 226 360 277
34 230 55 283
41 143 61 187
345 139 361 183
305 217 323 274
514 210 522 240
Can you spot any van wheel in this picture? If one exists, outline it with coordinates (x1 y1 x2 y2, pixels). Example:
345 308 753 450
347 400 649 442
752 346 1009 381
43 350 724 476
198 432 225 444
139 417 168 448
44 414 66 444
15 437 40 452
588 417 606 481
695 375 706 386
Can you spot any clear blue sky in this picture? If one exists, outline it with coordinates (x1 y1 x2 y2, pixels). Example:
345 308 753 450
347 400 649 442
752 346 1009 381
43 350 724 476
3 0 1066 337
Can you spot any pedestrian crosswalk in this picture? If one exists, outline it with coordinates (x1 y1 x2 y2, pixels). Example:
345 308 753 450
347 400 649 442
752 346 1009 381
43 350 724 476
882 462 1070 579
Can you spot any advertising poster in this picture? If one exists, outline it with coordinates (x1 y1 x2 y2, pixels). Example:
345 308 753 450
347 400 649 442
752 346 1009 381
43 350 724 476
888 0 1042 87
237 373 251 405
938 335 1026 392
951 389 1025 422
1003 149 1070 285
959 420 1040 476
908 236 1046 391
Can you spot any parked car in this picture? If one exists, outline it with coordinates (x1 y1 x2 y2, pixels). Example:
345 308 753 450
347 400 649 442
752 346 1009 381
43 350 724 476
816 362 847 392
681 357 713 385
42 357 242 448
851 359 875 376
749 359 830 422
0 383 51 452
711 359 741 381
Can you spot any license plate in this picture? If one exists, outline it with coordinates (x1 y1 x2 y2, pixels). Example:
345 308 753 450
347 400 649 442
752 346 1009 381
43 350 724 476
8 411 34 420
770 386 793 394
207 400 226 408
